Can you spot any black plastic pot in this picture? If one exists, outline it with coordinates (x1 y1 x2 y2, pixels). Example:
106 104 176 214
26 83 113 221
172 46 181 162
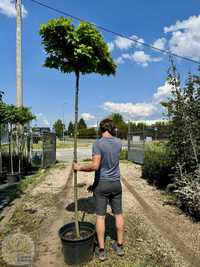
0 171 7 184
58 221 96 265
7 173 19 184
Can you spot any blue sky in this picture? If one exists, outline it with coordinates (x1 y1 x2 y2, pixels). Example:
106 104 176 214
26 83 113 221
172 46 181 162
0 0 200 128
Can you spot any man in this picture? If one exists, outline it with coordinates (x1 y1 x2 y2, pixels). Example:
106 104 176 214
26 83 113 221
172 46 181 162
73 118 124 261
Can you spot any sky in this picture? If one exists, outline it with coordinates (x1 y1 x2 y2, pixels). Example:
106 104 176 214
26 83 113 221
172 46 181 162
0 0 200 128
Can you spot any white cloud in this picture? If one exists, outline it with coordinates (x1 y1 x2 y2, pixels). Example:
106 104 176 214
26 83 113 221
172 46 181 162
103 102 156 119
118 51 162 67
164 15 200 60
34 113 50 127
103 81 173 120
152 37 167 50
0 0 27 18
107 42 114 52
114 36 135 50
153 82 173 103
115 56 124 64
81 113 95 121
108 35 144 52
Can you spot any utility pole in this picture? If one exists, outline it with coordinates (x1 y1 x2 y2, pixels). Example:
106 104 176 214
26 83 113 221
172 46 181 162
16 0 23 107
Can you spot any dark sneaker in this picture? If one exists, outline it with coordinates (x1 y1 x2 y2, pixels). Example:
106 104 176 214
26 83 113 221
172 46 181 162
112 242 125 256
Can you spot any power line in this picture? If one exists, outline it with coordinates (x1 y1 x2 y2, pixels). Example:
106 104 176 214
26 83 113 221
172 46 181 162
27 0 200 65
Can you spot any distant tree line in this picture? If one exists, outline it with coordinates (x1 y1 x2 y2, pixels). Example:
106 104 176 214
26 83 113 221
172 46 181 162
53 113 171 140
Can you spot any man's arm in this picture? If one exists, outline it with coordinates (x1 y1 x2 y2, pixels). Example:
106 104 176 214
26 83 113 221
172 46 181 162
73 155 101 172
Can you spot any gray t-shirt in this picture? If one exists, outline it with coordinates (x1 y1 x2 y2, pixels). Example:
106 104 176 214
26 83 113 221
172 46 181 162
92 136 122 181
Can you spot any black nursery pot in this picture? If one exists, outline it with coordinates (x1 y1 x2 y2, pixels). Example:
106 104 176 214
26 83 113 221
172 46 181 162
0 171 7 184
58 221 96 265
7 173 19 184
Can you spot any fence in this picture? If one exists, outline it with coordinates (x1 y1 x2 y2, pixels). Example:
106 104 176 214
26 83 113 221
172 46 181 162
31 132 56 168
127 125 169 164
1 126 56 173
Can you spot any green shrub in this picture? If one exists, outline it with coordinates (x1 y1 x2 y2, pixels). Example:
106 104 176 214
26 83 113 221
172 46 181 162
142 142 174 188
175 168 200 221
120 149 128 160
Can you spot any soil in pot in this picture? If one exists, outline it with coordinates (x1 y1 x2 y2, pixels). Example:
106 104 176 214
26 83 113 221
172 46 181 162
59 221 96 265
63 228 93 240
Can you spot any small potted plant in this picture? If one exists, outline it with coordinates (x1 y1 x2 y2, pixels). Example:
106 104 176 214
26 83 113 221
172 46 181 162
0 101 7 183
40 17 116 265
5 105 20 184
15 106 36 178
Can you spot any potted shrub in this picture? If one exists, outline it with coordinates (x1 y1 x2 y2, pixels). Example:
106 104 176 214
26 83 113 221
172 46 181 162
40 17 116 265
0 102 7 183
15 106 36 177
5 105 20 184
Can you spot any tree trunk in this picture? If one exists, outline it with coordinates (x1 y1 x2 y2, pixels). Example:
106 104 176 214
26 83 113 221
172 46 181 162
74 71 80 238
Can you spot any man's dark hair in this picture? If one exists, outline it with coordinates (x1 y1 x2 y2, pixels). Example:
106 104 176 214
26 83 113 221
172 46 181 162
99 118 115 134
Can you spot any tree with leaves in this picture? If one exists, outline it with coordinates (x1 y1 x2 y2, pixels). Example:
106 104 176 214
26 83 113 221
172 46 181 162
0 103 7 174
78 118 87 129
162 61 200 220
162 61 200 173
67 121 74 137
109 113 127 139
40 17 116 237
15 106 36 174
53 119 65 139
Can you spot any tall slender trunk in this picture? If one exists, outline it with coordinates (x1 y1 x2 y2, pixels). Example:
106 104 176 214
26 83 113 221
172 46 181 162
74 71 80 238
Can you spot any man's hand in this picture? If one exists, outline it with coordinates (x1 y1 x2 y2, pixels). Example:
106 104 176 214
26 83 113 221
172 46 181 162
73 162 81 171
72 155 101 172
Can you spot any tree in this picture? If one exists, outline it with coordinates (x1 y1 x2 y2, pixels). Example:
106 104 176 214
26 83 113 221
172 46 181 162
78 118 87 129
53 119 65 139
162 60 200 174
4 105 35 175
40 17 116 237
15 106 36 174
0 103 7 174
67 121 74 137
109 113 127 139
5 105 20 175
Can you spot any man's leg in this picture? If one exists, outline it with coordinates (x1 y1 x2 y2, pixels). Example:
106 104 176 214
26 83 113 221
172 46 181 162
114 213 124 245
96 215 105 249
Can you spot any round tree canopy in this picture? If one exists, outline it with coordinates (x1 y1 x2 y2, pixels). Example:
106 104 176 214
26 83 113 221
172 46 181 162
40 17 117 75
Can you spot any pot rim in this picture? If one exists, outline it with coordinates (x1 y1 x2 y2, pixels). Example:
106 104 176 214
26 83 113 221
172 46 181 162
58 221 96 243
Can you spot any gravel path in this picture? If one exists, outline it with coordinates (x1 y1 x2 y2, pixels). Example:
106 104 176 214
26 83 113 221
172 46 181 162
1 162 199 267
33 162 199 266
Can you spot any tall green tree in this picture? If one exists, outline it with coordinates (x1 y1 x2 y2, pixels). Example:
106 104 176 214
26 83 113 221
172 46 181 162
78 118 87 129
0 103 7 174
109 113 127 138
15 107 36 174
67 121 74 136
40 17 116 237
53 119 65 139
162 61 200 174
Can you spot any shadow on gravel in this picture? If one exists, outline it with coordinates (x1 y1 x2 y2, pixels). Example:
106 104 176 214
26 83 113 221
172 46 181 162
66 196 96 214
65 196 117 240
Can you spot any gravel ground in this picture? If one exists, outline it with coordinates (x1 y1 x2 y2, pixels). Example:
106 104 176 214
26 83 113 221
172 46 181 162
0 162 199 267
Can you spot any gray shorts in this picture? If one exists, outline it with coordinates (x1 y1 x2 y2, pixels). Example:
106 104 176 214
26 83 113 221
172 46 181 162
93 180 122 216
